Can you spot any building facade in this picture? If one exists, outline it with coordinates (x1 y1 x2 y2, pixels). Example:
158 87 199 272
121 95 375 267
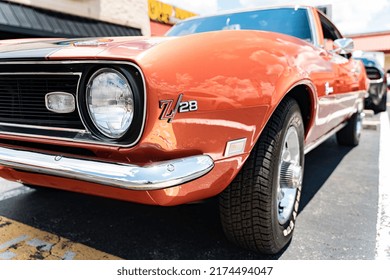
148 0 197 36
350 31 390 70
0 0 150 38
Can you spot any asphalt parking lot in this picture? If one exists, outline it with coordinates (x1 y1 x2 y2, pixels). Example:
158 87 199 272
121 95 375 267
0 101 389 260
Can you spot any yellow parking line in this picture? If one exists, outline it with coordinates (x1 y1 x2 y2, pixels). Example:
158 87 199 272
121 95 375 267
0 216 121 260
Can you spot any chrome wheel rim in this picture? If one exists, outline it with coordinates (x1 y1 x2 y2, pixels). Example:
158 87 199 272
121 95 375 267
356 112 363 139
277 126 302 225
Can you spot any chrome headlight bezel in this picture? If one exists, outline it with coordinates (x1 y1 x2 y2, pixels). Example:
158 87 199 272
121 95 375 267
85 68 134 139
79 66 144 144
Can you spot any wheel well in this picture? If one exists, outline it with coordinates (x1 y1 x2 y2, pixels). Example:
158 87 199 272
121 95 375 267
285 85 313 134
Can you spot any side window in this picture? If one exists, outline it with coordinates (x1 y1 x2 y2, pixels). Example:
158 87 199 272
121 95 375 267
319 13 342 51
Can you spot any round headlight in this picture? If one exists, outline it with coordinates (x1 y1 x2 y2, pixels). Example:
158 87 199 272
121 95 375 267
86 68 134 139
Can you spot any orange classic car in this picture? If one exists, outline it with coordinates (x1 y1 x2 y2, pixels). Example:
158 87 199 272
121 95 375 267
0 6 367 254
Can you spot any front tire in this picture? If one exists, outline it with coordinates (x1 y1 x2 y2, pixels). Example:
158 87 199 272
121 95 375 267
219 97 304 254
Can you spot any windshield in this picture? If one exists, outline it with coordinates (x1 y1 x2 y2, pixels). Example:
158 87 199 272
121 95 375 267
166 8 312 42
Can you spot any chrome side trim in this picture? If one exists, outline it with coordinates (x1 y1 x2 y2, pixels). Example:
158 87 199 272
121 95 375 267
0 72 82 75
0 60 147 148
0 146 214 190
304 122 347 154
0 130 91 144
0 122 86 133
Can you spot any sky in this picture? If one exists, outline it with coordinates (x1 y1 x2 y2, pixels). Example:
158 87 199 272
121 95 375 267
163 0 390 35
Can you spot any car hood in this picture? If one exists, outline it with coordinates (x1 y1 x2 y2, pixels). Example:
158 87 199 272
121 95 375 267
0 36 173 61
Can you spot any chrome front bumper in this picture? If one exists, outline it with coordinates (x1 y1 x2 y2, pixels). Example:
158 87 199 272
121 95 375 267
0 146 214 190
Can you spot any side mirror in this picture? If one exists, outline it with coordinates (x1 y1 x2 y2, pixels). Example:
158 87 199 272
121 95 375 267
333 38 354 55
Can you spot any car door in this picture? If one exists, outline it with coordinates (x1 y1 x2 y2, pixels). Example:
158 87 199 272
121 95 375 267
306 10 359 144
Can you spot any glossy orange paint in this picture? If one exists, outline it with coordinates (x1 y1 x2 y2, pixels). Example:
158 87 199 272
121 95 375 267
0 8 368 206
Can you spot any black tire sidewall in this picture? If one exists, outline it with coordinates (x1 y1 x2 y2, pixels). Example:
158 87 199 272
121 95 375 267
377 92 387 113
270 103 305 249
218 98 305 254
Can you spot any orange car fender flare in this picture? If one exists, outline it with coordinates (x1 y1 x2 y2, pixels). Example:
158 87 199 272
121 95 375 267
255 78 318 146
284 78 318 138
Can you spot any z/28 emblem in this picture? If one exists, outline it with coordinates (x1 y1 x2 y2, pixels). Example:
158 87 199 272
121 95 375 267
159 94 198 123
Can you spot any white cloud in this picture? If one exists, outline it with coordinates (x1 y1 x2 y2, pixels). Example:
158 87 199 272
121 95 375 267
332 0 390 34
162 0 390 34
238 0 279 8
238 0 390 34
162 0 218 15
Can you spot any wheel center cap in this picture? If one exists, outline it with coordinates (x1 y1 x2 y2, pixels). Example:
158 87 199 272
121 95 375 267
280 162 302 188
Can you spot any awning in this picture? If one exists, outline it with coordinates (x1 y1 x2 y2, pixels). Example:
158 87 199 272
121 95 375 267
350 32 390 54
0 1 142 38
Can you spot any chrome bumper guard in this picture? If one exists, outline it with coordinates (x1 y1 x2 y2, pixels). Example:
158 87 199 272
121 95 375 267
0 146 215 190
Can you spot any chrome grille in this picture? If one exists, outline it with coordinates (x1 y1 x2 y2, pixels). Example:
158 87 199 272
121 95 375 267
0 61 145 147
0 74 84 129
365 67 381 80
